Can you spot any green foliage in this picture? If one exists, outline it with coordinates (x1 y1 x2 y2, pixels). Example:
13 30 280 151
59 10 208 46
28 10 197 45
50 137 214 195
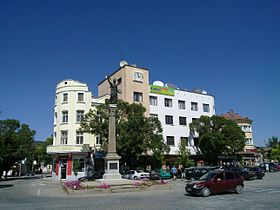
34 137 53 167
73 159 80 177
81 100 169 169
175 141 194 167
270 145 280 162
265 136 279 148
190 115 245 165
0 119 35 179
265 136 280 161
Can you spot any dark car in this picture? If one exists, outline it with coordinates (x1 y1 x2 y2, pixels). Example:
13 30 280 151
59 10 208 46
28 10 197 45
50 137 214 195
185 171 244 197
25 171 35 176
259 163 278 172
149 170 161 180
185 167 216 180
244 167 265 179
78 171 105 181
224 167 255 181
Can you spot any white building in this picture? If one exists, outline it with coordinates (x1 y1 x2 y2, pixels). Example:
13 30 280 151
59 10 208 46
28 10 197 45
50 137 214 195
47 79 108 180
149 82 215 157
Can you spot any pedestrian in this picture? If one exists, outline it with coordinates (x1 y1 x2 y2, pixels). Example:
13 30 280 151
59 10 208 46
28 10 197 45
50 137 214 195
181 166 185 179
265 163 269 173
171 166 177 180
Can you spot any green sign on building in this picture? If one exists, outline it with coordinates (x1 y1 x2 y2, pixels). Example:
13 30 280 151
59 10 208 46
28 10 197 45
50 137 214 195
150 85 175 96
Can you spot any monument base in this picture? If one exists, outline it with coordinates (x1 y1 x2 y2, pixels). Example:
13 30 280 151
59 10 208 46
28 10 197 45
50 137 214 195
103 153 122 180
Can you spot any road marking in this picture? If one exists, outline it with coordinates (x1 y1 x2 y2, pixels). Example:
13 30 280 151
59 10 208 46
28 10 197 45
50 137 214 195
37 188 40 196
267 190 280 194
255 189 276 192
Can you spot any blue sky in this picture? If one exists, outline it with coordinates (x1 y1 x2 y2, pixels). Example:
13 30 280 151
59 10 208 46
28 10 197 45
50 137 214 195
0 0 279 146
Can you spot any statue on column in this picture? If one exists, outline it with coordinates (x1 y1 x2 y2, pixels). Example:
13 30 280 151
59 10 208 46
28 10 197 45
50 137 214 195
106 75 121 104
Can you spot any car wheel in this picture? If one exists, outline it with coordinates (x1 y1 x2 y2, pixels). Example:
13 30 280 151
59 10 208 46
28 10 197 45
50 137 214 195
133 176 138 180
235 185 243 194
201 187 210 197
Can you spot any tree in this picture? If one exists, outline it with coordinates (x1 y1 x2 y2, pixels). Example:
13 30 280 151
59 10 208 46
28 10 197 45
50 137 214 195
34 137 53 169
73 159 80 178
81 100 169 169
265 136 279 148
190 115 245 165
265 136 280 161
175 141 194 167
0 119 35 180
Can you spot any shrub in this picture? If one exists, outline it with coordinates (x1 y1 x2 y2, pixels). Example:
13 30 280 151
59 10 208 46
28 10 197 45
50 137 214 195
97 183 111 189
64 180 83 190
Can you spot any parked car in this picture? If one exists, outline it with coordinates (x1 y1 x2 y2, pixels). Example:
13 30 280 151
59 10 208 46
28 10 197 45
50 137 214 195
185 167 211 180
78 171 105 181
25 171 35 176
259 163 278 172
124 170 150 180
244 167 265 179
149 170 161 180
185 171 244 197
159 168 171 179
276 164 280 171
223 167 255 181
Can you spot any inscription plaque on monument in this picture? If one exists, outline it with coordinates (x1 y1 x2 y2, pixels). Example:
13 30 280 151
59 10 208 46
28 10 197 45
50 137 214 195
109 163 118 170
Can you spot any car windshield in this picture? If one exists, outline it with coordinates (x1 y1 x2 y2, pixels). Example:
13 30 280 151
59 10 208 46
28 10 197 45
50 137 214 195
137 170 144 173
199 172 216 181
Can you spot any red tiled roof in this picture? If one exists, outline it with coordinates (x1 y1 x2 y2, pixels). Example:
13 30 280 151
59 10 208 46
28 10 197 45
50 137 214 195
221 109 252 124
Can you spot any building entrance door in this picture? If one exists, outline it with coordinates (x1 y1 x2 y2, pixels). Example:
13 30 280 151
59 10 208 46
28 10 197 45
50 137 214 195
61 161 67 179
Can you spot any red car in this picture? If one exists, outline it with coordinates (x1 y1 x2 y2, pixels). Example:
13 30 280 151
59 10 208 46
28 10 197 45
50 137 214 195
185 171 244 197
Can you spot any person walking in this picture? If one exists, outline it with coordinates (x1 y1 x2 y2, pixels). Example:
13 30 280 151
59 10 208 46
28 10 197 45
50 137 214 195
265 163 269 173
171 166 177 180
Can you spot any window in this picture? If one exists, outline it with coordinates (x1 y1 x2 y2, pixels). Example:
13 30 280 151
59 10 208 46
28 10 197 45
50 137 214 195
167 136 175 146
96 111 102 123
76 131 83 144
61 131 68 144
225 172 234 180
164 98 172 107
180 137 188 146
78 93 84 102
54 112 57 124
165 115 173 125
133 92 143 102
96 135 103 145
150 114 158 118
192 118 199 123
63 93 68 102
203 103 210 112
245 138 252 145
76 110 84 123
117 77 122 85
73 158 85 172
62 111 68 123
178 100 186 109
191 102 198 111
179 116 187 125
149 96 158 106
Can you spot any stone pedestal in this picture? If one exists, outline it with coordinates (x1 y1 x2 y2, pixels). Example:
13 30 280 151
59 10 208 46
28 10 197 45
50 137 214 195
103 104 122 180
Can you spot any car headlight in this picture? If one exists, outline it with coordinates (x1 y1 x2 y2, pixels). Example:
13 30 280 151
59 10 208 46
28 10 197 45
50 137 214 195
193 184 203 189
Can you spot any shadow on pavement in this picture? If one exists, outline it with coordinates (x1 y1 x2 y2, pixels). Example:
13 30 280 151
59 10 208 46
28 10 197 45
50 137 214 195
1 176 40 182
0 184 14 188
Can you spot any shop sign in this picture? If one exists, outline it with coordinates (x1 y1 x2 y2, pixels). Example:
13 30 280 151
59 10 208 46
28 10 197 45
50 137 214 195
150 85 175 96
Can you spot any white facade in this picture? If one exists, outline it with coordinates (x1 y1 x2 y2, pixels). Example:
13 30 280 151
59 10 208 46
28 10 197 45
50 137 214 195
47 79 108 180
149 85 215 156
